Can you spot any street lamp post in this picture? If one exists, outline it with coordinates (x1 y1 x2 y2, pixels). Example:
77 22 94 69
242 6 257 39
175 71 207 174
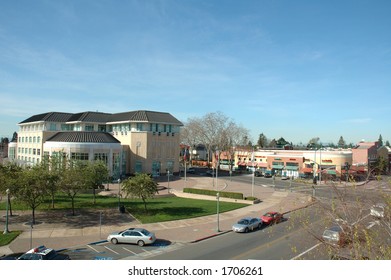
216 192 220 232
3 189 10 234
117 178 121 211
167 170 170 193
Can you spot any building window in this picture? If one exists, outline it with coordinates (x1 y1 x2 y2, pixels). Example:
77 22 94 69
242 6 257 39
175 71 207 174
71 152 89 161
94 153 108 164
137 123 143 131
50 123 57 131
33 149 36 155
85 125 94 131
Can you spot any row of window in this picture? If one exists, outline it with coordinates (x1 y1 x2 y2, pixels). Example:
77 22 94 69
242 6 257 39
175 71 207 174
18 147 41 155
17 156 40 164
21 122 180 134
18 136 41 143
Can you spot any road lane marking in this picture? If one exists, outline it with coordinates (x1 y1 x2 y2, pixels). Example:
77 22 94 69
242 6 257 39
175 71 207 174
291 243 321 260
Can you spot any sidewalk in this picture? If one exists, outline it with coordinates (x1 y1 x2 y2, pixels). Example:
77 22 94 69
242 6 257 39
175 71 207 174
0 175 313 256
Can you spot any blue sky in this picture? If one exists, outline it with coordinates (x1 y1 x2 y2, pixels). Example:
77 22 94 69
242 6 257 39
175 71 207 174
0 0 390 145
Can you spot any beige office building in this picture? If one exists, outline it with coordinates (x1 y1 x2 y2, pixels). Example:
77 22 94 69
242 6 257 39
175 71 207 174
11 110 183 178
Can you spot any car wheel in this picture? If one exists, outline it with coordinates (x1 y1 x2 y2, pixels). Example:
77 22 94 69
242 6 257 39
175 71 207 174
245 227 249 233
137 240 145 247
111 238 118 245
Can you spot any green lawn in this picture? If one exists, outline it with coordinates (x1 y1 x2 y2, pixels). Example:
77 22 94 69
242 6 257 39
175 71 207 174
0 193 248 224
0 231 22 247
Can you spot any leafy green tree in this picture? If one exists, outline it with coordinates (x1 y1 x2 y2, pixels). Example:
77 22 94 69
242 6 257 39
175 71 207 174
0 162 23 216
59 160 87 216
378 134 384 146
14 164 49 224
386 140 390 147
257 133 268 148
85 160 109 204
121 173 159 212
337 136 346 148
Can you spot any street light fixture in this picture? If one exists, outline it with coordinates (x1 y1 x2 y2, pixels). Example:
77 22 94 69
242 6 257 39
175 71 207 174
3 189 10 234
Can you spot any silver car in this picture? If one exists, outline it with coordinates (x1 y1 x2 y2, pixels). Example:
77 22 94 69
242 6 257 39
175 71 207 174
370 203 386 218
232 217 262 233
107 228 156 246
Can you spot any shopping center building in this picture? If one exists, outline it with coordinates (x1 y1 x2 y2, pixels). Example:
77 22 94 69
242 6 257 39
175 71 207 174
233 149 353 179
8 110 183 179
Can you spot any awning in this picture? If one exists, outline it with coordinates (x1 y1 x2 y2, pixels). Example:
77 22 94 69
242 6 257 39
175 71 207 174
247 162 256 167
257 162 268 168
285 166 299 171
272 165 284 170
301 167 313 173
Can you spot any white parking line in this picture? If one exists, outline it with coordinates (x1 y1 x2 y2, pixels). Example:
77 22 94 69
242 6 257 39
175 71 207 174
104 246 120 255
291 243 321 260
122 247 137 255
142 248 152 255
87 245 100 253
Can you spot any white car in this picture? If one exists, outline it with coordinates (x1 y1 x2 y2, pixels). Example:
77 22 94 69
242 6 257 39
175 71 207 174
370 203 386 218
107 228 156 246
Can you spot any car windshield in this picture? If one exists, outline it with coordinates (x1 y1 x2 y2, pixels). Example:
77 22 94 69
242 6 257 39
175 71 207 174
263 213 272 217
238 219 249 225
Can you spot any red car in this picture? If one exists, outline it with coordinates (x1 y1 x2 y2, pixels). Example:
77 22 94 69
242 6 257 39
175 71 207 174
261 211 284 225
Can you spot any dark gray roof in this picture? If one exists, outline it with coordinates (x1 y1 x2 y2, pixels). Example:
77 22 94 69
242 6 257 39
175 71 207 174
67 111 112 123
19 112 73 124
20 110 183 126
46 132 121 143
110 110 183 125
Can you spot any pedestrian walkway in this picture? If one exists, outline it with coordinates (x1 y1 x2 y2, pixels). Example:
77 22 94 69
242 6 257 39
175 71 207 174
0 175 313 256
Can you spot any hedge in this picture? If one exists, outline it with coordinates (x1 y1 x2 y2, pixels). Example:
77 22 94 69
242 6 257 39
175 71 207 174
183 188 244 200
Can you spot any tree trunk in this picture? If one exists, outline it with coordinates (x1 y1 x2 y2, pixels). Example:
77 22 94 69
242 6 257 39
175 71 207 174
32 207 36 225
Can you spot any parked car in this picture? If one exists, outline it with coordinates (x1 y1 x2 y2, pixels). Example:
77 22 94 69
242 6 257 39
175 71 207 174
264 173 272 178
0 252 24 260
232 217 262 233
187 167 196 174
205 169 216 177
254 170 263 177
322 224 366 247
322 226 343 246
18 245 70 260
107 227 156 246
370 203 386 218
261 211 284 225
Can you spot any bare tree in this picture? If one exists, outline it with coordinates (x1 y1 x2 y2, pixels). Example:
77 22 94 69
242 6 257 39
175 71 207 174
181 111 249 167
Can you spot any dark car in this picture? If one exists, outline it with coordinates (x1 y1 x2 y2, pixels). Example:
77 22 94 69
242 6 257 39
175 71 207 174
18 245 70 260
254 170 263 177
264 173 272 178
187 167 196 174
0 252 24 260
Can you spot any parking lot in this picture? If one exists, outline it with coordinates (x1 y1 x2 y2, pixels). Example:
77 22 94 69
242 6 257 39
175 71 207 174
64 239 184 260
